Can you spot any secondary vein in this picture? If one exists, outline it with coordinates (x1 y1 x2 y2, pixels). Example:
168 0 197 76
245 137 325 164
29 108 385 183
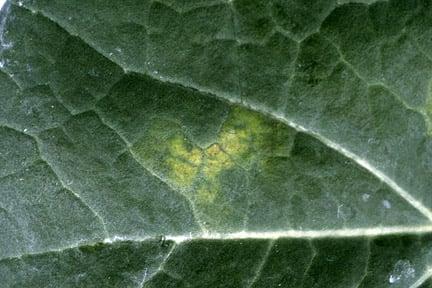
12 4 432 222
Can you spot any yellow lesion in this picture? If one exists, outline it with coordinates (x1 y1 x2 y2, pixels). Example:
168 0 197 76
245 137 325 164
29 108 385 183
134 108 281 211
206 142 224 158
203 144 233 179
166 158 199 188
168 136 202 166
166 140 235 203
165 135 203 188
219 129 249 156
131 107 293 228
219 107 269 166
163 108 273 193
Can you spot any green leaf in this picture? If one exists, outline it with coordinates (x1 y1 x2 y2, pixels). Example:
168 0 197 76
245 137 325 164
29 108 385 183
1 0 432 287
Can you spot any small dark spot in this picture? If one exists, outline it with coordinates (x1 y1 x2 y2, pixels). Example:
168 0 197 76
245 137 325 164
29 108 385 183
158 235 169 247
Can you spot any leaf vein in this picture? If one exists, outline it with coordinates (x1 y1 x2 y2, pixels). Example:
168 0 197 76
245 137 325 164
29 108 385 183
92 110 207 233
246 239 275 288
14 3 432 221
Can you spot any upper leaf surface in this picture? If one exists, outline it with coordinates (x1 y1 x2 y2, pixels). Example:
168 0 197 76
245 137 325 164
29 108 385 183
1 0 432 287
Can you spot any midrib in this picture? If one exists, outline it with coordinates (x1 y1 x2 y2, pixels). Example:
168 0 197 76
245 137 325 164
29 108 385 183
2 225 432 262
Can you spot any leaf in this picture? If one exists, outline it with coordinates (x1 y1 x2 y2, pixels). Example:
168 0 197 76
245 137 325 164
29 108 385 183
0 0 432 287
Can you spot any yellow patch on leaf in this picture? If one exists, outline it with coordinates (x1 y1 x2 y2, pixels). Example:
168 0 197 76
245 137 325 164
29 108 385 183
166 158 199 188
203 144 233 179
166 135 203 187
168 135 203 166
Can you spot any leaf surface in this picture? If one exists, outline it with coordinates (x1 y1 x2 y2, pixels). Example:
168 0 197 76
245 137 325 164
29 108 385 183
1 0 432 287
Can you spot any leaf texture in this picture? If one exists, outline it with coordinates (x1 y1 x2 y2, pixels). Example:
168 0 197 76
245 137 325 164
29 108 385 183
0 0 432 287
